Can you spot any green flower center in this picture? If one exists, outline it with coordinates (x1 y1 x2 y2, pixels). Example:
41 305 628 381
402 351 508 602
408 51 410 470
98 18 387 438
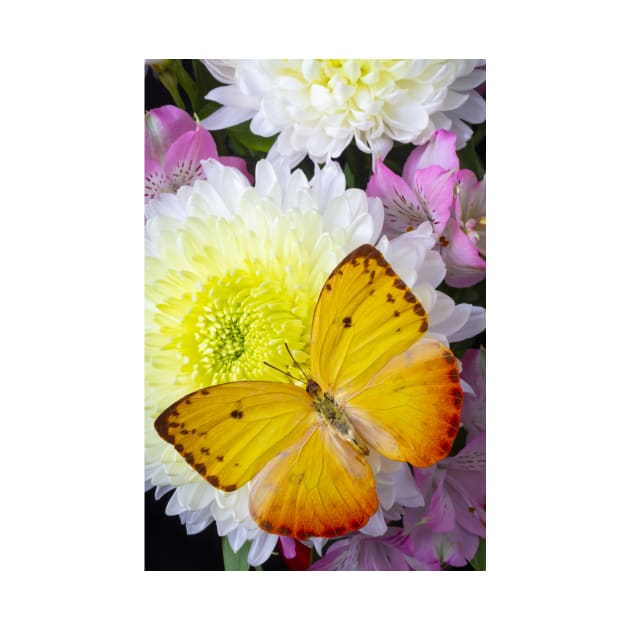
154 264 313 388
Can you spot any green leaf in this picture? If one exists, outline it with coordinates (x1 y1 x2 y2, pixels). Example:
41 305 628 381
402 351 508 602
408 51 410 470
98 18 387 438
470 537 486 571
343 162 355 188
196 100 221 120
341 144 371 190
171 61 198 112
222 536 252 571
228 121 277 154
191 60 219 113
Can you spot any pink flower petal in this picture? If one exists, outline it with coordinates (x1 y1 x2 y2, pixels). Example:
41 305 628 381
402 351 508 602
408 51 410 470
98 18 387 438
164 125 218 173
456 170 485 218
144 159 168 201
367 160 422 234
412 165 456 237
403 129 459 181
278 536 296 559
426 471 456 532
145 105 196 163
442 218 486 288
367 159 405 199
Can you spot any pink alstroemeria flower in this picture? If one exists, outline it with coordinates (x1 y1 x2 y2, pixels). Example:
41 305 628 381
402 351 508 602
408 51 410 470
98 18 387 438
367 129 486 288
440 170 486 288
309 527 439 571
144 105 252 203
367 129 459 238
405 433 486 567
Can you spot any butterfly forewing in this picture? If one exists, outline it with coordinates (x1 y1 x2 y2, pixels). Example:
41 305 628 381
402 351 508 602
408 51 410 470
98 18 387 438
154 381 318 492
310 244 429 397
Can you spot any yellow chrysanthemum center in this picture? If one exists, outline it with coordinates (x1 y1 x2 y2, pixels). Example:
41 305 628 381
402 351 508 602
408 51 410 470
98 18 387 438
149 263 314 395
296 59 411 113
315 59 407 85
172 267 308 385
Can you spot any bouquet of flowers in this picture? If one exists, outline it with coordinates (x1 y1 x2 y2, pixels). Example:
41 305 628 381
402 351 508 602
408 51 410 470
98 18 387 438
145 59 486 571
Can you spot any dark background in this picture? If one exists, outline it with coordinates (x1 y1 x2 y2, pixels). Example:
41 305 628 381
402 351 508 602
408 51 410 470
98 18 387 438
144 486 288 570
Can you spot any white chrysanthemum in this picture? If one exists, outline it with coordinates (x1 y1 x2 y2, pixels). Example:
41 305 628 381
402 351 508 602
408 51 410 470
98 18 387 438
145 158 485 566
201 59 486 165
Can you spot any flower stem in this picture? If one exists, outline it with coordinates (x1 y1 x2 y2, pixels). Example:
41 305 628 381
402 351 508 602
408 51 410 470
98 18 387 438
221 536 252 570
171 61 198 112
150 60 188 111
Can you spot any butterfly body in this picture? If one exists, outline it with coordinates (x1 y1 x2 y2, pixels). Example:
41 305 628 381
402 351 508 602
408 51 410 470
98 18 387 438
155 244 463 539
308 379 370 456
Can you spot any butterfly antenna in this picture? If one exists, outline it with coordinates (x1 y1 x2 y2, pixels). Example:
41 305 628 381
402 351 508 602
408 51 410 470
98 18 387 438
283 342 310 383
263 358 308 386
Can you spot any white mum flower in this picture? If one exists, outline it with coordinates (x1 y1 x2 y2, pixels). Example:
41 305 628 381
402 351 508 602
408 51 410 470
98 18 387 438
201 59 486 166
145 157 484 566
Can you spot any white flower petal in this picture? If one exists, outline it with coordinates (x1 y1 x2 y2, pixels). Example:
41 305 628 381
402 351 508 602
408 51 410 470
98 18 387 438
227 525 248 553
438 89 469 112
165 491 185 516
248 533 279 567
391 465 425 508
184 507 214 535
201 105 255 131
450 67 485 91
360 508 388 536
205 85 259 110
446 117 474 149
250 109 279 136
310 538 325 557
177 479 214 511
202 59 238 84
267 138 305 169
447 305 486 342
453 89 486 124
310 161 347 208
430 302 476 340
154 484 174 501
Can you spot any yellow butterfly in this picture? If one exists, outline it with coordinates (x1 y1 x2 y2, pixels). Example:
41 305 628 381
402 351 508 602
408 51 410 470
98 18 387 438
155 244 462 540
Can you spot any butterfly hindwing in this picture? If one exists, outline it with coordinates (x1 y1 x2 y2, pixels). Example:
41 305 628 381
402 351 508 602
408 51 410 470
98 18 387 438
343 337 463 467
249 423 378 539
310 244 429 396
154 381 317 492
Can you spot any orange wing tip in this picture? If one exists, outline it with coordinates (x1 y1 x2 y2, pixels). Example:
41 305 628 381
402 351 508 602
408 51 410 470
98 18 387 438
255 514 374 540
409 389 464 468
